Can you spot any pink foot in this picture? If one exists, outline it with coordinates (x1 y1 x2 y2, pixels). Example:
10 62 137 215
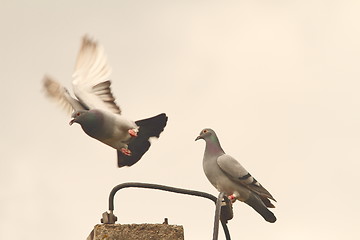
128 129 138 137
228 194 237 203
121 148 132 156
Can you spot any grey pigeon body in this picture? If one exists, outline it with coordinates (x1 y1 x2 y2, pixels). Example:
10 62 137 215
196 128 276 223
43 36 168 167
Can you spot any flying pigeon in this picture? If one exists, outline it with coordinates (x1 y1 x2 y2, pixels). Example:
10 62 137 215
195 128 276 223
43 36 168 167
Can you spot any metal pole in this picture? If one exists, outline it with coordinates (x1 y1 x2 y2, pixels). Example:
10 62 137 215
212 192 225 240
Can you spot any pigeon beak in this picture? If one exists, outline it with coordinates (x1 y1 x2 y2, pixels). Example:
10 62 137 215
195 135 202 141
69 118 75 126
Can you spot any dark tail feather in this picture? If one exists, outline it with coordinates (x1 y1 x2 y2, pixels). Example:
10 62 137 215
260 195 276 208
117 140 150 167
117 113 168 167
245 194 277 223
135 113 168 138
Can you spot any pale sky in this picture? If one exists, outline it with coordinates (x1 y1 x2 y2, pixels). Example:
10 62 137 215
1 1 360 239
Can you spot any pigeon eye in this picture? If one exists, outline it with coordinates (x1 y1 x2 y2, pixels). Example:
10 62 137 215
76 112 81 116
203 129 208 133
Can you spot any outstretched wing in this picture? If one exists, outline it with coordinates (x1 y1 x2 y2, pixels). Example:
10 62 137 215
43 75 86 114
72 36 121 114
217 154 276 203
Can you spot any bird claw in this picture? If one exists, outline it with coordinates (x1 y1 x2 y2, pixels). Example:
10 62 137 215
228 194 237 203
128 129 138 137
121 148 132 156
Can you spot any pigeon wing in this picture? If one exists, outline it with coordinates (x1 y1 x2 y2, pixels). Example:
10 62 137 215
217 154 276 202
72 36 121 114
43 75 86 114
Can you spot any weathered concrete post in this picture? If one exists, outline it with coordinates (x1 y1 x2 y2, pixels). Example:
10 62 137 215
89 223 184 240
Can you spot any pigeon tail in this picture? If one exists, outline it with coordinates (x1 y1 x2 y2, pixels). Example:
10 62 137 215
117 113 168 167
135 113 168 138
245 194 277 223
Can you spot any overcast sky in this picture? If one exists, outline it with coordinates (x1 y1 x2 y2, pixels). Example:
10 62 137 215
1 1 360 239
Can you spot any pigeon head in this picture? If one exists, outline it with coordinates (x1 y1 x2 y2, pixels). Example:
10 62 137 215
69 109 105 138
69 110 89 126
196 128 224 154
69 109 103 126
195 128 216 141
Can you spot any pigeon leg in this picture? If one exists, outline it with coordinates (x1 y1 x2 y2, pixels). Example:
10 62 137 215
228 193 239 203
121 148 132 156
228 195 236 203
128 129 138 137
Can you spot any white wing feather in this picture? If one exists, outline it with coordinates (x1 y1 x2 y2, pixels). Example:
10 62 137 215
43 75 85 114
72 36 121 114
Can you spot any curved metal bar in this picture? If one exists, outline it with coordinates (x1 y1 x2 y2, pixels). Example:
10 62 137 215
109 182 218 210
107 182 231 240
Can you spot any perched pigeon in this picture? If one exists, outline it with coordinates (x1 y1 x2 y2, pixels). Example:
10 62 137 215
195 128 276 223
43 36 168 167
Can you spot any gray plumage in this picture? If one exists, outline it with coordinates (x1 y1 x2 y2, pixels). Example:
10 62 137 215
196 128 276 223
43 36 167 167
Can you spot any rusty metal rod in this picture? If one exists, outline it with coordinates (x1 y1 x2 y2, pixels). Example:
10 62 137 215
107 182 231 240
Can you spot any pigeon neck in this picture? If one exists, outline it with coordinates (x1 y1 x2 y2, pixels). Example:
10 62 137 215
81 112 103 138
205 136 224 155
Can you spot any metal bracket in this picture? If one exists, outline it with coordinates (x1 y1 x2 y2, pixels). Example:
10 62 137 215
102 182 233 240
101 210 117 224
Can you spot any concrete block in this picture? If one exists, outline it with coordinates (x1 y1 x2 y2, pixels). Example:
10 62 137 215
90 223 184 240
